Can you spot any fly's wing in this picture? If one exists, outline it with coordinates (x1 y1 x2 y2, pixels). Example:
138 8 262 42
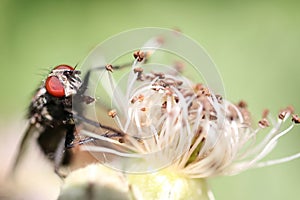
37 125 72 165
10 124 39 175
10 123 72 178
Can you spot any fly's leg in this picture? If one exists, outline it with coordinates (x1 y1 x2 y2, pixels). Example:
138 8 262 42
53 137 67 178
73 114 126 138
78 62 132 96
53 125 75 178
73 62 133 115
65 137 96 149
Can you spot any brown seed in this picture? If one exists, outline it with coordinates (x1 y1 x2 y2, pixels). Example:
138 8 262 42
279 106 294 120
209 115 217 120
202 88 210 96
133 51 139 59
292 114 300 124
131 96 138 104
215 94 223 104
140 107 147 112
118 138 125 143
105 64 114 72
259 118 270 128
138 94 144 102
278 111 287 120
133 50 145 62
152 86 160 91
174 96 179 103
157 80 167 87
238 101 247 108
194 83 204 91
108 109 117 118
176 80 183 86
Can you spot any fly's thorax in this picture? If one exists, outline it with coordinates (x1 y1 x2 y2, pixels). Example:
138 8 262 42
29 91 74 128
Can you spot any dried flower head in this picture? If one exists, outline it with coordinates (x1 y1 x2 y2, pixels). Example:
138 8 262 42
71 28 299 199
82 51 299 179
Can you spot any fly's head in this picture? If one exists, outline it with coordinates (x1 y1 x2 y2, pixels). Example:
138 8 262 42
29 64 83 127
45 65 82 98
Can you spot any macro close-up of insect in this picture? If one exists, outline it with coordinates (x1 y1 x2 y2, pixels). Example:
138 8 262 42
4 27 299 200
10 30 196 180
11 63 130 177
1 1 300 199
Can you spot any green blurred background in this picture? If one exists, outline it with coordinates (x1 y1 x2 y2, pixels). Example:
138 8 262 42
1 0 299 199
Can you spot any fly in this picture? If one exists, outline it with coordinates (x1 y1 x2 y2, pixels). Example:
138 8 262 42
12 63 129 177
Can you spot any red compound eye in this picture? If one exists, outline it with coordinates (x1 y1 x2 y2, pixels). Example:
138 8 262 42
45 76 65 97
54 64 74 70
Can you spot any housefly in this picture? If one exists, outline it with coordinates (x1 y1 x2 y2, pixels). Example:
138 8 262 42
12 63 128 177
